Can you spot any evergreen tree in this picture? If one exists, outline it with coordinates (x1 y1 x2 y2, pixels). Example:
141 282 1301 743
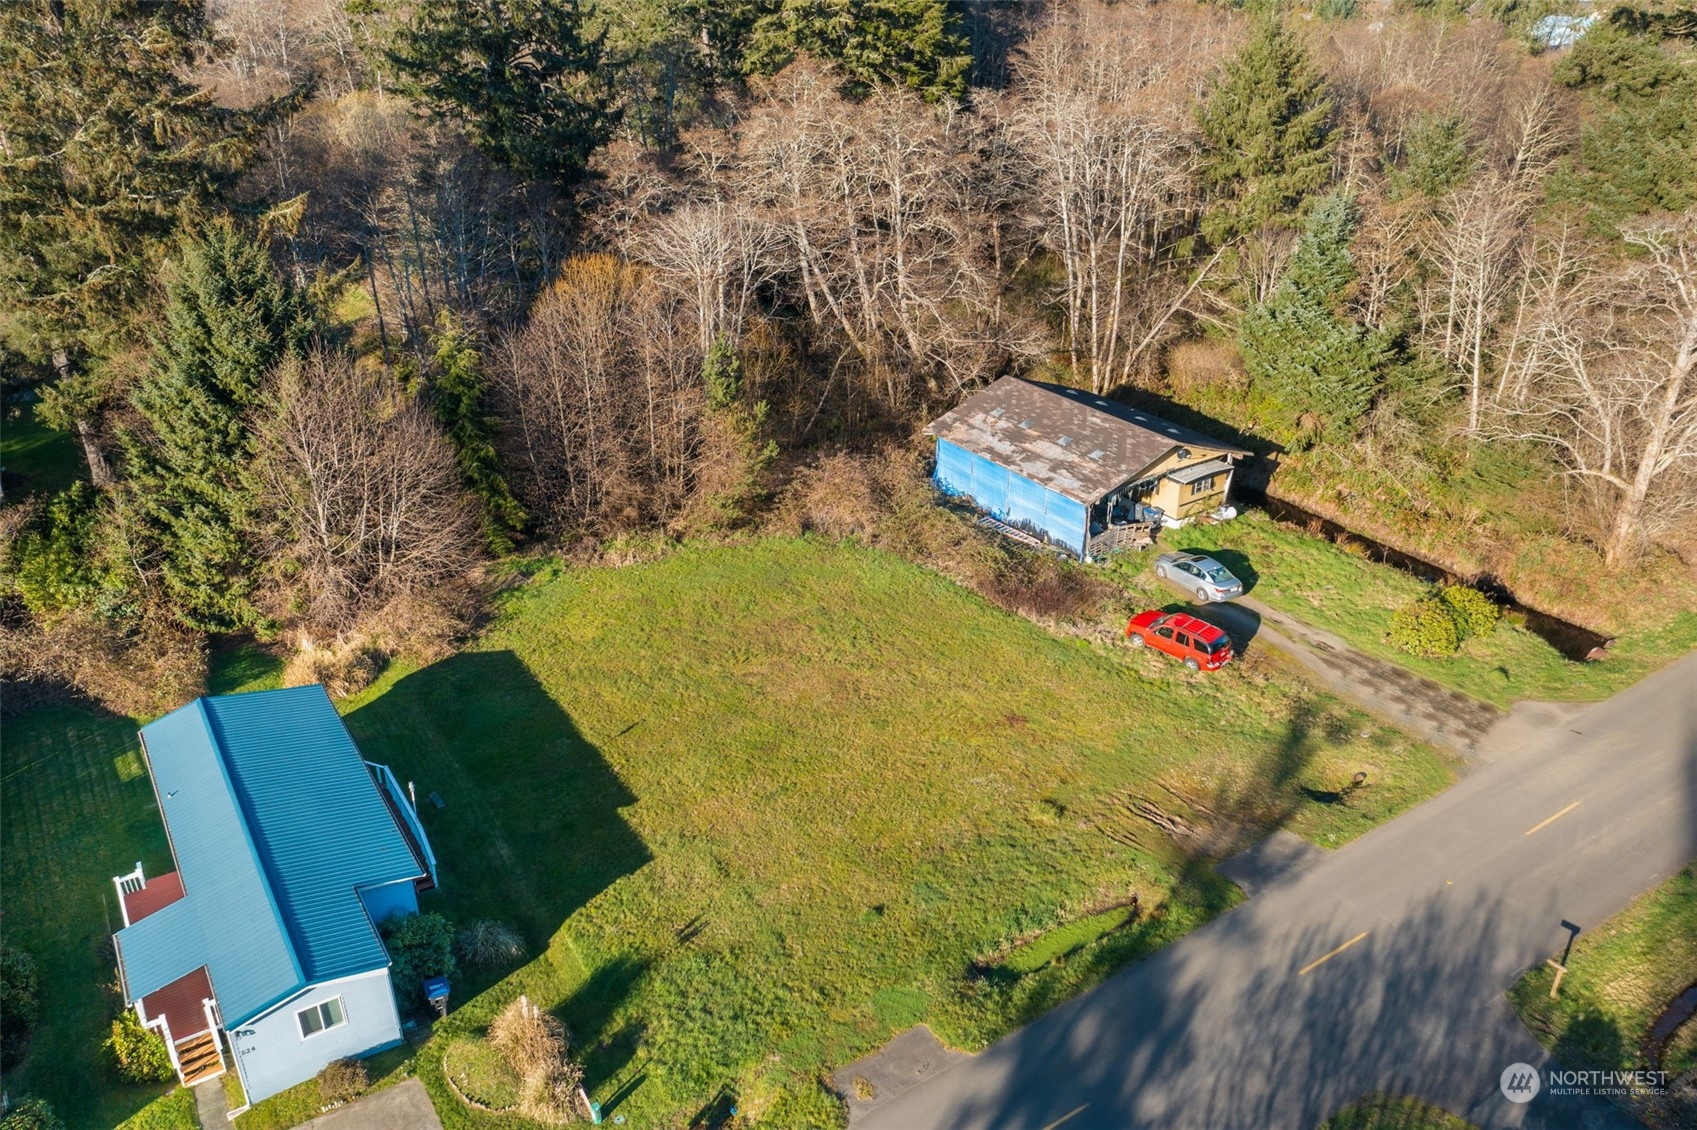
124 221 314 633
1239 194 1391 445
4 482 133 620
1551 24 1697 229
423 312 527 551
1390 111 1474 199
748 0 969 101
387 0 616 190
1197 18 1336 243
0 0 270 434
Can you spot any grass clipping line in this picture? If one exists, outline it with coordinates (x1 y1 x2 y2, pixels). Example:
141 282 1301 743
488 994 588 1124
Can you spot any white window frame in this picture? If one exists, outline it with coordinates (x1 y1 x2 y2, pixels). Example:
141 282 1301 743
296 996 347 1040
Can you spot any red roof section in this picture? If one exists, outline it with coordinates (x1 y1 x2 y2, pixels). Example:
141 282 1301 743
122 871 185 925
139 965 214 1043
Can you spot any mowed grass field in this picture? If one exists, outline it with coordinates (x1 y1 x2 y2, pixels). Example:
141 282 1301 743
3 538 1454 1128
337 539 1449 1126
0 706 194 1129
1 403 85 498
1170 511 1697 708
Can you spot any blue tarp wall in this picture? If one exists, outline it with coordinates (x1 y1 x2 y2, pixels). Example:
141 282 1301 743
934 438 1090 557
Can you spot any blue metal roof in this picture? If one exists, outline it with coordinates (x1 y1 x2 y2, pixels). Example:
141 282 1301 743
115 686 425 1025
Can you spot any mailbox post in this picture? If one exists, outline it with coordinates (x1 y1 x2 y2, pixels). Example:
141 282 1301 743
422 975 450 1019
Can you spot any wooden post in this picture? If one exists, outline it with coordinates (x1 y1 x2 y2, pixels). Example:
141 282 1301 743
1546 957 1568 999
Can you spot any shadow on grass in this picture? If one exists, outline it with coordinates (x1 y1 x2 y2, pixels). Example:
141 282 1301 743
345 650 650 946
562 954 653 1098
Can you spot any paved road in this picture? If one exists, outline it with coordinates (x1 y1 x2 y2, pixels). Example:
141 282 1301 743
859 650 1697 1130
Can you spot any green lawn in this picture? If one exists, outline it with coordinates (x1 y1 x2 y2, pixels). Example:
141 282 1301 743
2 403 84 498
333 538 1448 1127
1511 863 1697 1086
4 538 1454 1129
1167 511 1697 708
1318 1093 1477 1130
0 705 192 1129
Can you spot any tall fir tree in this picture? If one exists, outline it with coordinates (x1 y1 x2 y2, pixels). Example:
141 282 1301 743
124 221 315 633
1238 193 1391 445
423 312 527 551
748 0 969 101
1197 18 1336 244
386 0 617 190
1551 23 1697 230
0 0 275 478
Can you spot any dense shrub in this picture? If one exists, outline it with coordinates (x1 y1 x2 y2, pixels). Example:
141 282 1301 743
1389 597 1461 657
457 920 526 970
382 913 456 1004
0 1097 64 1130
1 942 40 1071
317 1057 369 1105
104 1010 174 1083
1439 584 1501 640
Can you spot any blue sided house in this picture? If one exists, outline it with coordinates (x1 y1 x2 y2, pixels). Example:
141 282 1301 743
110 685 438 1108
926 376 1250 559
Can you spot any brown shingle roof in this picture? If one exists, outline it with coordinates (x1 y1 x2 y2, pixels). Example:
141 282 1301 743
925 377 1249 503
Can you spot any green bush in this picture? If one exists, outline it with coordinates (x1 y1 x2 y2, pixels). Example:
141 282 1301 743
381 912 456 1004
317 1057 369 1105
1439 584 1500 641
103 1009 174 1083
0 1096 64 1130
456 920 526 970
1389 597 1460 657
1 942 41 1071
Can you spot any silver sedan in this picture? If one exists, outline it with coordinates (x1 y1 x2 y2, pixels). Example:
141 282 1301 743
1154 552 1244 602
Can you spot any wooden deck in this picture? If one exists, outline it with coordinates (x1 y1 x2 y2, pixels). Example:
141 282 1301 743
121 870 185 924
139 966 214 1043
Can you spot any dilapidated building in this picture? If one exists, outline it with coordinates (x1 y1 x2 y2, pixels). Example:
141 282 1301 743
925 377 1249 558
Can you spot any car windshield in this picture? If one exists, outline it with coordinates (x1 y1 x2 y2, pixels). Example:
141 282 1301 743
1209 637 1231 653
1202 566 1233 583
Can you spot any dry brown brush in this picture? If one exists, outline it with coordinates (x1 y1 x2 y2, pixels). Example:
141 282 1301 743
773 448 1112 625
488 996 586 1125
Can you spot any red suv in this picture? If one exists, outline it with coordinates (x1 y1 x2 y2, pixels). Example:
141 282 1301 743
1126 611 1234 671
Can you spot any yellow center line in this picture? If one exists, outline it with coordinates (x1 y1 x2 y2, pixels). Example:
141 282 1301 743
1040 1106 1089 1130
1298 930 1370 976
1524 801 1582 837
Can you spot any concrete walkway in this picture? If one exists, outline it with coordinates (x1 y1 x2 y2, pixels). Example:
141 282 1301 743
192 1078 226 1128
296 1079 442 1130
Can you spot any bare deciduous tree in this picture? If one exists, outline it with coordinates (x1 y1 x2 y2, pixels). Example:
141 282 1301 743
1424 172 1531 433
732 62 1019 416
259 349 482 627
1492 219 1697 566
1009 6 1221 392
638 199 781 356
490 255 700 532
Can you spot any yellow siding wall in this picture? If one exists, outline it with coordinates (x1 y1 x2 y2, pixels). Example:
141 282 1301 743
1146 449 1235 519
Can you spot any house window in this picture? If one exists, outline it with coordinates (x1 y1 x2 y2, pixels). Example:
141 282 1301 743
297 997 346 1038
1189 476 1217 496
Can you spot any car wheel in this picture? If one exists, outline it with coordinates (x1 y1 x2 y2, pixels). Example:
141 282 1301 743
1155 564 1167 580
1129 633 1146 647
1184 657 1200 672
